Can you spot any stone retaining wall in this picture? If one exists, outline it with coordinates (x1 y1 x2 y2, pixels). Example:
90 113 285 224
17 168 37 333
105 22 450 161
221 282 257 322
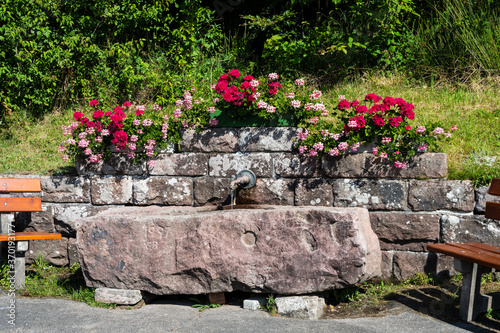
2 127 498 281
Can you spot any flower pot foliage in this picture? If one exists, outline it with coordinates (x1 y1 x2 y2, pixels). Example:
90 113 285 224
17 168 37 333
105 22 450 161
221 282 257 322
297 94 457 169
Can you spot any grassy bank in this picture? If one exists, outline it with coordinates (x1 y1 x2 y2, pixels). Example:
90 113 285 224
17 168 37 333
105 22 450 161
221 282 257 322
1 72 499 186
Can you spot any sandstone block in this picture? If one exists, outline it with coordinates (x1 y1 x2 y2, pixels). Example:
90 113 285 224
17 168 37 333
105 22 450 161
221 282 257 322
408 180 475 212
149 153 208 176
239 127 300 152
475 184 500 213
294 179 333 206
392 251 454 281
91 176 133 205
274 153 319 178
101 154 147 175
441 214 500 246
94 288 143 305
380 251 393 281
53 204 113 237
76 157 103 175
17 204 55 233
41 176 90 203
67 237 79 266
133 177 192 206
370 212 440 251
322 153 447 178
193 177 231 206
333 179 407 210
208 153 273 177
237 178 295 206
275 295 326 320
77 206 381 295
26 237 69 267
180 128 239 152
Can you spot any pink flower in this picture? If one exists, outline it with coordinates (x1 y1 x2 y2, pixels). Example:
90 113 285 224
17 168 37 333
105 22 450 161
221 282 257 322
309 117 320 126
250 79 260 87
130 135 138 142
309 90 322 100
451 124 458 131
142 119 153 127
122 101 132 107
418 144 428 151
298 130 309 141
58 145 65 153
338 95 346 101
84 148 92 156
372 114 385 127
257 100 267 109
209 118 218 127
338 99 350 110
298 146 308 154
207 107 216 114
101 129 110 136
286 93 295 99
89 100 99 107
313 103 326 112
382 137 392 144
372 147 378 155
174 109 182 118
268 73 279 80
309 150 318 157
394 161 406 169
338 142 349 151
433 127 445 135
266 105 276 113
328 148 340 156
62 154 69 162
133 119 141 126
136 109 144 116
147 160 156 168
365 93 382 103
93 110 104 119
295 78 305 86
291 100 301 108
313 142 324 151
416 126 426 133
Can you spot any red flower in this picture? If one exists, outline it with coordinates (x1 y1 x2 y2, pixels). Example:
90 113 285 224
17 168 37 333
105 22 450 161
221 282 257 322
372 114 385 127
89 100 99 107
405 126 411 130
365 93 382 103
356 105 368 114
113 106 124 113
388 116 403 127
338 99 351 110
228 69 240 78
93 110 104 120
122 101 132 107
136 109 144 116
73 112 85 121
110 111 126 122
243 75 254 81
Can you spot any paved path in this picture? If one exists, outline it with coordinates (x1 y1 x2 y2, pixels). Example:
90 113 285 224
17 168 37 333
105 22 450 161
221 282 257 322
0 295 493 333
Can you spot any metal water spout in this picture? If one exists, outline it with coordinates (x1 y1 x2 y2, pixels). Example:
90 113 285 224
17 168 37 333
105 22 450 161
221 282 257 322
230 169 256 190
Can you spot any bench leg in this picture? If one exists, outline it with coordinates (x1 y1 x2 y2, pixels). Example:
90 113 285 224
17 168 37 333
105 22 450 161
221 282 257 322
455 258 494 322
15 241 29 290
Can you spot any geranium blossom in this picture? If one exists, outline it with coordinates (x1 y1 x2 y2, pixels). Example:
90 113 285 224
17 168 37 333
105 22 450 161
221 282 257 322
268 73 279 80
295 78 305 86
291 100 301 108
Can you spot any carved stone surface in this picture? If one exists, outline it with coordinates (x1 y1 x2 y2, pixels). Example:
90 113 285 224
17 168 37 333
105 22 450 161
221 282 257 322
408 180 475 212
94 288 143 305
149 153 208 176
370 212 440 251
322 153 447 179
133 177 193 206
333 179 407 210
274 153 320 178
180 128 239 152
193 177 231 206
90 176 133 205
441 214 500 245
237 178 295 206
41 176 90 203
238 127 300 152
475 184 500 213
294 179 333 206
208 153 273 177
77 206 381 295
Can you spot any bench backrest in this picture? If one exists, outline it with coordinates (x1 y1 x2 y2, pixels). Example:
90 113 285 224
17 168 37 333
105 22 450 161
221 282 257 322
0 178 41 213
485 178 500 220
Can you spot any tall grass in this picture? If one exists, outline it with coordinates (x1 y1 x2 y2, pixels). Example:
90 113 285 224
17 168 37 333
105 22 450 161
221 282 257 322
413 0 500 79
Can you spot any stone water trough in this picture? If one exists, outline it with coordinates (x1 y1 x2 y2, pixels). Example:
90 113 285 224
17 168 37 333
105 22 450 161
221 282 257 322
76 205 381 295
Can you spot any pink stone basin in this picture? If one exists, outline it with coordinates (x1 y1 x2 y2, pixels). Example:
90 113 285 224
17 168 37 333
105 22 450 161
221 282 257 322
76 206 381 295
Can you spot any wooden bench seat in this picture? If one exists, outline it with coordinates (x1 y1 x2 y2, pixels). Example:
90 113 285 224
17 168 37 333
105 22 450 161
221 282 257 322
0 178 61 289
427 178 500 322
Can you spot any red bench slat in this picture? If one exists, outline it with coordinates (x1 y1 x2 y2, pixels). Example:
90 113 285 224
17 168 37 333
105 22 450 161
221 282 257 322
427 243 500 270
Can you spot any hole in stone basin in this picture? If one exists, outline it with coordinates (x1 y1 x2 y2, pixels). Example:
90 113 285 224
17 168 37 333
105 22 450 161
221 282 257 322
241 231 257 247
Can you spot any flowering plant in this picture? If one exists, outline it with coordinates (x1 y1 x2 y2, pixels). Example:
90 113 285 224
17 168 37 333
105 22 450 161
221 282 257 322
59 100 179 167
212 69 328 122
297 94 458 169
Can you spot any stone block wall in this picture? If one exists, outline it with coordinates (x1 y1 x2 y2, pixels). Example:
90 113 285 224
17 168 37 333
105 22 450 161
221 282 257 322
1 127 498 281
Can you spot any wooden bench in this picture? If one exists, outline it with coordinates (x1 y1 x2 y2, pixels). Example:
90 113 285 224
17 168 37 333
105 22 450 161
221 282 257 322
0 178 61 289
428 177 500 322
